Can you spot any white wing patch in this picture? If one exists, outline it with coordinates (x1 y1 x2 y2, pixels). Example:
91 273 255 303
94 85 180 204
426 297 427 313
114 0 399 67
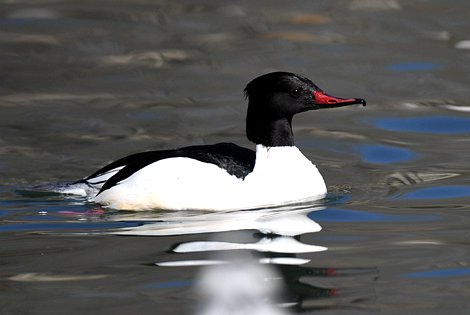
50 166 125 197
85 166 125 187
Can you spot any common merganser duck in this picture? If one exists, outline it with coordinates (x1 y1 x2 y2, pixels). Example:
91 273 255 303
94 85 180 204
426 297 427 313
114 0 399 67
66 72 365 210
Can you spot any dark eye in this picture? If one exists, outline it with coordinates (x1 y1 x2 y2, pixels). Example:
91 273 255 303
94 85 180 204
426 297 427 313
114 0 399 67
290 88 302 98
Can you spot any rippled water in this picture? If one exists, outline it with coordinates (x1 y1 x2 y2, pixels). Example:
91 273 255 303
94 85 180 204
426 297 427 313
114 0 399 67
1 1 470 314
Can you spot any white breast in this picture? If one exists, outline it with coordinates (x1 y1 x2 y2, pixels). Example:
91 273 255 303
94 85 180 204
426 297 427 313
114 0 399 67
93 157 243 210
243 145 327 205
93 145 327 210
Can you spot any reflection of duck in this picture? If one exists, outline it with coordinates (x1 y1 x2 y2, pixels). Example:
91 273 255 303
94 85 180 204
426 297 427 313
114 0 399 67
112 202 327 266
109 200 378 312
277 263 378 311
190 257 377 313
172 236 326 254
61 72 365 210
194 258 340 315
110 201 325 236
195 259 290 315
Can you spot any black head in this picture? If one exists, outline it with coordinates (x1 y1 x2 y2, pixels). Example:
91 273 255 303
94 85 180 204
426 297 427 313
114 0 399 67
244 72 365 147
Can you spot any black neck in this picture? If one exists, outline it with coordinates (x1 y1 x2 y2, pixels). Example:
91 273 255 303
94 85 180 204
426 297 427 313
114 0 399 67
246 115 295 147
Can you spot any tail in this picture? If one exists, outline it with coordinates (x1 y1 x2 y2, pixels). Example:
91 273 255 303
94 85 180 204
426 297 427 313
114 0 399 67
29 180 99 197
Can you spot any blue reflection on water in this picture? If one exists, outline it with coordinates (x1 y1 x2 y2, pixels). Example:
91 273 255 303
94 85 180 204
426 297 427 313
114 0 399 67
0 221 141 232
398 185 470 200
372 116 470 134
357 144 416 164
308 208 438 223
386 62 441 72
403 268 470 279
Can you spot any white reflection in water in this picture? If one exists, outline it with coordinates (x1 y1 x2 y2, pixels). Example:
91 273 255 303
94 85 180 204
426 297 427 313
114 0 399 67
195 259 290 315
173 236 326 254
109 201 325 237
156 257 311 267
110 201 328 313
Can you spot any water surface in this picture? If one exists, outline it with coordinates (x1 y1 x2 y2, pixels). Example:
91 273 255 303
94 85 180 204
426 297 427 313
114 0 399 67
1 1 470 314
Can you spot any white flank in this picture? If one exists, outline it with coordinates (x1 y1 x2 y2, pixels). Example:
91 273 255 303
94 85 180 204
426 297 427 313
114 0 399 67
93 145 327 210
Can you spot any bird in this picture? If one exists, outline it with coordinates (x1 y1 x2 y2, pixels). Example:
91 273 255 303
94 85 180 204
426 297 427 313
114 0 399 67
63 72 365 210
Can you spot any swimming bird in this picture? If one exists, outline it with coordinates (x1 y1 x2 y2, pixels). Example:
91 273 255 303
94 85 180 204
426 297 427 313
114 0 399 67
66 72 365 210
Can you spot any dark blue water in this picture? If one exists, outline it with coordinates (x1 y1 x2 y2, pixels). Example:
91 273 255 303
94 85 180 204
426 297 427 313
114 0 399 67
372 116 470 134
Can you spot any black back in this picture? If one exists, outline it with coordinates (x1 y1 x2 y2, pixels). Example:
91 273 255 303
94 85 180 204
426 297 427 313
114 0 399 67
92 143 255 195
